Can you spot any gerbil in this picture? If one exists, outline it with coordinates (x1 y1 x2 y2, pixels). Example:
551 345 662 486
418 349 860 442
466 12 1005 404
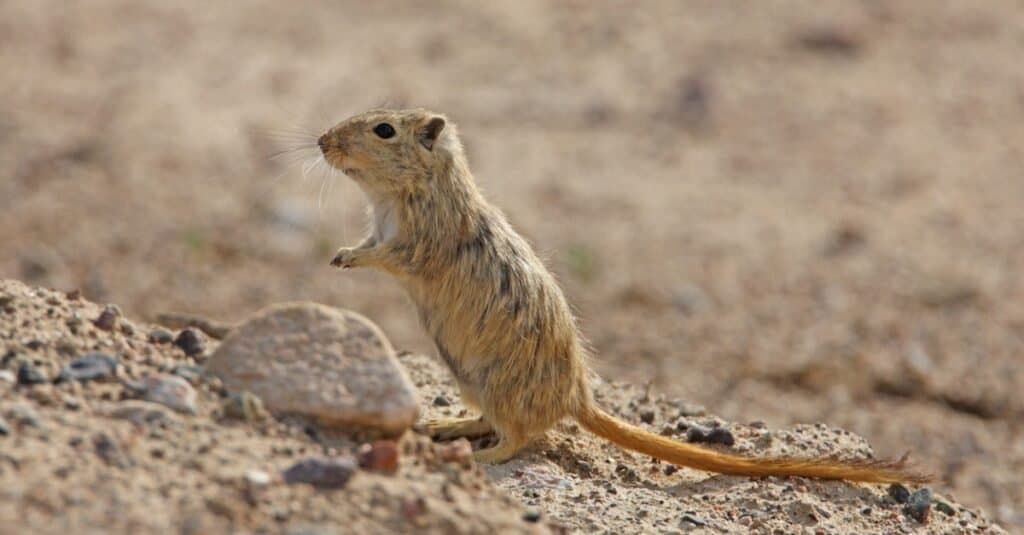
317 108 929 483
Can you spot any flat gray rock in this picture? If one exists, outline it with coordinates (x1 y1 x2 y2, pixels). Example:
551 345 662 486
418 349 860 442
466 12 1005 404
206 302 418 437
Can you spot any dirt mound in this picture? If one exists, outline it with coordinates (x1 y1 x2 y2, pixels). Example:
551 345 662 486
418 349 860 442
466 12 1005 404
0 279 1005 533
0 280 548 534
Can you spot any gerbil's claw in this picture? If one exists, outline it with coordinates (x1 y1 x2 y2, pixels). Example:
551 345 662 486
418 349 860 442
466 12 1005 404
420 416 493 440
472 436 527 464
330 248 354 269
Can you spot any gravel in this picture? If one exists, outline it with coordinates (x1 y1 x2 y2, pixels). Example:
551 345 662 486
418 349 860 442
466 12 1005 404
685 424 735 446
905 488 933 524
173 328 206 357
282 457 358 489
139 375 199 414
148 328 174 344
17 362 47 385
56 352 118 382
888 483 911 504
93 305 121 331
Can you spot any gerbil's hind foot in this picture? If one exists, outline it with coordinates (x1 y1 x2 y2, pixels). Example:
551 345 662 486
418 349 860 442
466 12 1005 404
330 247 357 269
472 435 529 464
420 416 493 440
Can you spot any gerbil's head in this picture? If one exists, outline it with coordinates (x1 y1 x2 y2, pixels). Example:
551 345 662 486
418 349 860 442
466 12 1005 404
318 108 462 196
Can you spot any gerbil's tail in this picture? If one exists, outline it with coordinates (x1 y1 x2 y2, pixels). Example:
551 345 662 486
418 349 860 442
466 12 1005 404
576 405 931 484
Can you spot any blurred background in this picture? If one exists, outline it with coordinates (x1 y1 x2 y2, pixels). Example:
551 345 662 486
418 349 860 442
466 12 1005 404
1 0 1021 524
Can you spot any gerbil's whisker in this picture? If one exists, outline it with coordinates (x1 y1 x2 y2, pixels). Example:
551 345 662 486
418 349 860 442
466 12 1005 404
326 163 337 199
267 126 317 137
301 155 322 186
316 157 334 221
266 136 317 150
260 128 317 148
269 145 317 164
251 147 315 199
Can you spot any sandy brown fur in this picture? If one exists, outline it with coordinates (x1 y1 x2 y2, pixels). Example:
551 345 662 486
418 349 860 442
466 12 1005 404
318 108 930 483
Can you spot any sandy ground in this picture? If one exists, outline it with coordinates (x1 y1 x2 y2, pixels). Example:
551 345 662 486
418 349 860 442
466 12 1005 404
1 0 1022 530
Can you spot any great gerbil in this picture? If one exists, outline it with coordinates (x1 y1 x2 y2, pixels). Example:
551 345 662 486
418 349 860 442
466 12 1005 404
317 108 929 483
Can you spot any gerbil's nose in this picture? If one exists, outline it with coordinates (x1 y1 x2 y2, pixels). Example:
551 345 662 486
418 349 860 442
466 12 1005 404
317 134 328 153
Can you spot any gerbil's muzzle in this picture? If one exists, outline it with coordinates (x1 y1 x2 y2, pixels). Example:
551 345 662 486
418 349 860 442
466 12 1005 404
317 134 329 154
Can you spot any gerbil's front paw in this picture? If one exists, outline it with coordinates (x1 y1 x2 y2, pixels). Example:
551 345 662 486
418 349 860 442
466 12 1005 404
330 247 358 269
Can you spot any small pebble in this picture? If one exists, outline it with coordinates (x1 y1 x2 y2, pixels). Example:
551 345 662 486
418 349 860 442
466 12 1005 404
239 469 270 494
171 364 204 383
149 328 174 344
244 469 271 487
93 432 130 468
680 513 708 527
432 395 451 407
522 511 542 523
204 375 224 395
65 315 83 333
93 305 121 331
888 483 911 504
27 384 59 405
7 405 40 427
663 465 679 476
574 459 594 477
935 501 956 516
282 457 357 489
222 391 266 421
358 440 400 474
0 417 9 436
754 431 774 449
109 400 180 427
640 410 655 424
685 424 735 446
57 352 118 382
436 439 473 466
402 495 428 522
614 463 639 483
173 328 206 357
240 471 271 504
141 375 198 414
0 370 15 384
17 362 46 385
905 488 933 523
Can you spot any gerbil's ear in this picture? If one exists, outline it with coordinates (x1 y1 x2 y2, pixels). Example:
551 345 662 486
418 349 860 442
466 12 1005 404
417 116 446 151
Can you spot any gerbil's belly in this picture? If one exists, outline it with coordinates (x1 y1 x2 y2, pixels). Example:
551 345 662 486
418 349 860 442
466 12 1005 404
400 259 583 409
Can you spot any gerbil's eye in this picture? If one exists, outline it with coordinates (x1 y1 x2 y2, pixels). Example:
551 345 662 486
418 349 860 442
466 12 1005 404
373 123 396 139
